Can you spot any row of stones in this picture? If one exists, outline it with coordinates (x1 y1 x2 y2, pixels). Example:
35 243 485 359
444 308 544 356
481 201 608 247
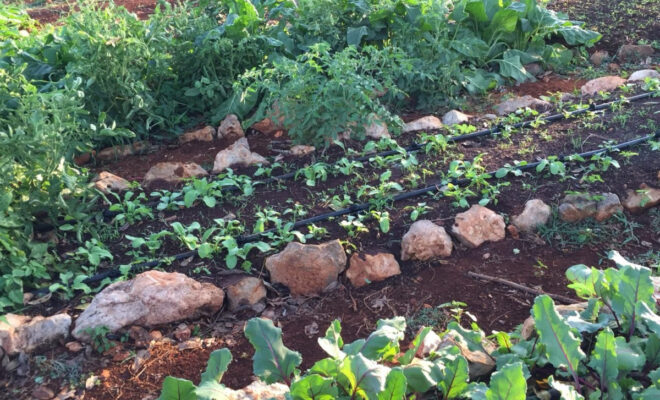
4 180 658 357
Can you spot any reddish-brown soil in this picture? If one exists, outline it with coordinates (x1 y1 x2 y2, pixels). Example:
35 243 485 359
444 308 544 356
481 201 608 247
4 2 660 400
549 0 660 54
26 0 176 24
7 87 656 399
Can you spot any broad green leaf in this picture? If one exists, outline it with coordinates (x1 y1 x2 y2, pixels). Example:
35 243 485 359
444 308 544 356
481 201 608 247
566 264 602 298
309 358 340 378
532 295 585 380
200 349 232 384
556 26 601 46
637 302 660 336
496 53 534 83
197 243 214 259
347 26 369 47
644 335 660 367
290 374 338 400
348 317 405 361
609 253 654 328
487 9 519 36
194 380 228 400
339 354 389 398
402 359 440 393
614 336 645 372
158 377 197 400
464 382 489 400
317 320 345 359
465 1 489 22
202 196 216 208
588 328 618 393
446 322 487 353
633 387 660 400
485 362 527 400
184 190 199 207
244 318 302 384
437 347 470 399
378 368 407 400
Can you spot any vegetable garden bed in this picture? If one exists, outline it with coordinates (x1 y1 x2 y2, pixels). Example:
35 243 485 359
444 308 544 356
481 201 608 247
1 1 660 399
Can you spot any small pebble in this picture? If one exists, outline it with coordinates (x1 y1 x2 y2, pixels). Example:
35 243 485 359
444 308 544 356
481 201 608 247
482 253 491 260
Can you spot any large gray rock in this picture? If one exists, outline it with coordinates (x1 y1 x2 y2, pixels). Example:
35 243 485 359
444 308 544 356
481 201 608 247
96 141 150 161
217 114 245 141
403 116 443 133
623 184 660 213
223 381 289 400
628 69 660 82
617 44 654 62
452 205 505 248
179 126 215 144
226 276 267 311
581 76 626 96
558 194 597 222
93 171 130 194
143 162 208 186
265 240 346 296
594 192 623 222
442 110 470 126
401 220 453 261
289 145 315 157
1 313 71 355
590 50 609 67
73 271 224 340
346 252 401 287
511 199 551 232
494 96 550 116
212 138 269 174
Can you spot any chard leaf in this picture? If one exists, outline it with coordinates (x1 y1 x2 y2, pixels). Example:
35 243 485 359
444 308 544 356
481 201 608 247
194 381 228 400
244 318 302 384
437 347 470 399
318 320 345 359
588 328 618 393
485 362 527 400
200 348 232 384
402 359 440 393
556 25 601 46
290 374 337 399
309 358 339 378
158 377 197 400
637 301 660 336
496 54 534 83
566 264 602 298
347 318 405 361
378 368 407 400
609 252 654 331
645 335 660 367
339 354 388 398
532 295 585 381
464 382 489 400
614 336 646 372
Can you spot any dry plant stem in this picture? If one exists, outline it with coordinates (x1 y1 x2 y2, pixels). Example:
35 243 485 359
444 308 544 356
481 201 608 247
466 271 578 304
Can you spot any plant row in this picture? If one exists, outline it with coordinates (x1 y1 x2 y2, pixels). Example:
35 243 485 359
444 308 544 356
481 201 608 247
158 252 660 400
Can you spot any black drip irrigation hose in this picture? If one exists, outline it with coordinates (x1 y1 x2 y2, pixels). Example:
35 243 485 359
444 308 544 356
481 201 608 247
34 128 660 296
100 91 655 219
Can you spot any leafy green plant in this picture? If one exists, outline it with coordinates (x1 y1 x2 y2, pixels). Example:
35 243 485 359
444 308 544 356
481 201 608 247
163 250 660 399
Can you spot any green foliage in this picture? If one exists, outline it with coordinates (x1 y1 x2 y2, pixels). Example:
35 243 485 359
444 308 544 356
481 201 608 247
0 0 601 312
